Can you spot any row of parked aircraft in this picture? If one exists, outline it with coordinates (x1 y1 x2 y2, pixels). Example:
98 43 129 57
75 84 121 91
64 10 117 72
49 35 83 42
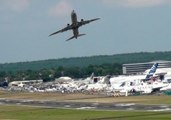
79 63 171 95
7 63 171 96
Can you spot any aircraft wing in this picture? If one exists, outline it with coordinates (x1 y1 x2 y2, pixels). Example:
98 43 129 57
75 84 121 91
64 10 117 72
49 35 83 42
78 18 100 26
49 25 72 36
151 87 163 93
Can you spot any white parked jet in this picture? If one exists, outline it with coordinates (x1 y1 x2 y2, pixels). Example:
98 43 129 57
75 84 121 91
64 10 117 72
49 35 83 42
86 75 111 91
109 63 159 88
109 63 169 94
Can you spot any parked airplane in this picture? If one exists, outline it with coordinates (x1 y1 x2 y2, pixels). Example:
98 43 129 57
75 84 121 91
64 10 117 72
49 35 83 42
49 10 100 41
113 79 168 96
132 81 168 94
109 63 159 88
109 63 169 95
86 75 111 91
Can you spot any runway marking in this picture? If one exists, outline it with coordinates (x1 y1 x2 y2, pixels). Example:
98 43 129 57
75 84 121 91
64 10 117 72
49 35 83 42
126 108 135 110
148 108 171 112
114 103 135 107
64 105 71 108
76 107 96 110
160 105 168 108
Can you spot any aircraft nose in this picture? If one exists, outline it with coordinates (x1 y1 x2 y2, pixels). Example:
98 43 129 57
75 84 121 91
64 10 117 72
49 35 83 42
72 10 75 14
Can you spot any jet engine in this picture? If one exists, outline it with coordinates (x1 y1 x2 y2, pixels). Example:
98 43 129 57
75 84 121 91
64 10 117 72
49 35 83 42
81 19 84 22
67 24 70 26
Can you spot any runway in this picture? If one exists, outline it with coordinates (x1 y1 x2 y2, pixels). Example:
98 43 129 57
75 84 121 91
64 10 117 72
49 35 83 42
0 98 171 111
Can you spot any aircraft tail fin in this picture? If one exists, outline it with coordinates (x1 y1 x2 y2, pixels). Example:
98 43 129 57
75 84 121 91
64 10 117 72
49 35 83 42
102 75 111 84
90 72 94 80
66 34 86 41
145 63 159 80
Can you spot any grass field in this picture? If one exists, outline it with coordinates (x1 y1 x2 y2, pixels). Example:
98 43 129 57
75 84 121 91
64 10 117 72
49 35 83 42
0 105 171 120
1 91 171 120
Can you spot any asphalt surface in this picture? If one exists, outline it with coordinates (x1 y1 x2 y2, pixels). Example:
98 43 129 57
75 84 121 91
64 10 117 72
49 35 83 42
0 98 171 111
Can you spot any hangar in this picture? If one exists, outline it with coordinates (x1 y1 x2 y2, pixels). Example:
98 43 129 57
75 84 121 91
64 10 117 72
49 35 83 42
122 60 171 75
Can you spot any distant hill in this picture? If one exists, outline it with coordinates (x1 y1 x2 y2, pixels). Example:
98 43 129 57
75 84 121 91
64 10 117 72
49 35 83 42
0 51 171 72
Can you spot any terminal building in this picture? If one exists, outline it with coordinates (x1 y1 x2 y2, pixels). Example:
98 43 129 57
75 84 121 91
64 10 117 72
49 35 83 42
122 61 171 75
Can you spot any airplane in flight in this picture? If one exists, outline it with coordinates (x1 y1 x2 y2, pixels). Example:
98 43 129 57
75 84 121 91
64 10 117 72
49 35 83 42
49 10 100 41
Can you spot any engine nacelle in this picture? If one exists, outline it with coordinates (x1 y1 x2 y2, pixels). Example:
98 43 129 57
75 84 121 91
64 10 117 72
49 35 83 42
67 24 70 26
81 19 84 22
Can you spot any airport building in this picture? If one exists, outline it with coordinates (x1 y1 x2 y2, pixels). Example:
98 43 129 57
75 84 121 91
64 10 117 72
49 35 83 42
122 60 171 75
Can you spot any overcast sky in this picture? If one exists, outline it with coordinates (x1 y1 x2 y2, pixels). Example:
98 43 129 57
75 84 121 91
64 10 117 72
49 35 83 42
0 0 171 63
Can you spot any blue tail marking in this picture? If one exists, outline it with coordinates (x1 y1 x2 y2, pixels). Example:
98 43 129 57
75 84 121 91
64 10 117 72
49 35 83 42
145 63 158 79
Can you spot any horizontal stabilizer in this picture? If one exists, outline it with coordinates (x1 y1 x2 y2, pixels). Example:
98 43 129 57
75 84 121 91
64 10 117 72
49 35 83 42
66 36 75 41
78 34 86 37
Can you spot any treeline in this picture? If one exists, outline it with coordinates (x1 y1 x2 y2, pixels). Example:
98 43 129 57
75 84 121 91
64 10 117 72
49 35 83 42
0 63 122 82
0 51 171 72
0 51 171 82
